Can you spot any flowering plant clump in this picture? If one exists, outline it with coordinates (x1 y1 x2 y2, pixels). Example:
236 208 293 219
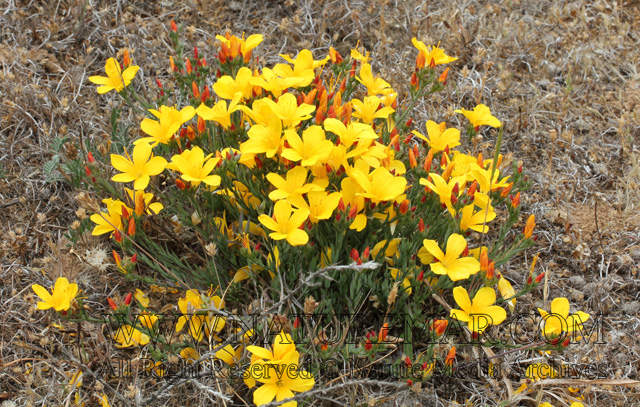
38 22 592 406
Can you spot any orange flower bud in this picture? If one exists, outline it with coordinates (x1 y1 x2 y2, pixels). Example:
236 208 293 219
442 161 455 181
524 215 535 239
399 199 410 214
410 72 418 88
201 85 210 102
408 148 417 168
185 59 192 74
416 51 426 69
378 322 389 343
186 125 195 141
169 56 176 72
170 20 177 32
192 81 199 99
468 180 478 197
123 49 131 67
480 249 489 271
438 67 449 84
339 76 347 93
329 47 343 64
535 272 545 283
112 250 121 266
418 219 425 233
124 292 132 306
364 338 372 351
175 179 187 190
135 192 145 216
476 152 484 167
445 347 456 366
500 183 513 198
127 217 136 236
121 205 129 220
432 319 448 336
511 192 521 208
486 262 495 279
423 149 433 171
113 229 122 243
108 298 117 311
197 116 206 134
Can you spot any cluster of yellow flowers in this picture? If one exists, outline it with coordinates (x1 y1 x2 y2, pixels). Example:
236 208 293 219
31 28 593 407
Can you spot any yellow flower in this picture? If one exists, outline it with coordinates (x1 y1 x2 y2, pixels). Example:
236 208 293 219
450 286 507 333
455 104 502 128
98 394 111 407
247 332 315 407
348 167 407 204
197 93 242 129
166 146 222 188
323 118 377 150
412 121 460 153
266 166 325 201
137 105 196 146
263 93 315 128
213 67 254 100
175 290 226 342
216 33 263 59
357 63 392 96
32 277 79 312
422 234 480 281
89 57 139 94
287 190 342 223
419 173 466 214
282 125 333 167
411 39 458 66
111 142 167 190
240 116 284 158
350 47 370 64
538 298 590 338
249 67 307 98
274 49 328 87
470 165 511 193
124 188 164 216
497 276 516 313
90 204 123 237
459 204 496 233
351 96 395 124
138 311 158 330
180 347 200 364
258 200 310 246
113 325 150 348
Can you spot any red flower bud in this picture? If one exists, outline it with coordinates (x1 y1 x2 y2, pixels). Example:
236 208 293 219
124 292 132 306
131 254 137 263
127 217 136 236
417 269 424 281
170 20 177 32
175 179 187 190
87 152 95 163
107 297 117 311
418 219 425 233
364 339 372 351
535 272 545 283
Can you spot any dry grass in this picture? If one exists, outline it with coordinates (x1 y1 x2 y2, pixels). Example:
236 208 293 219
1 0 640 406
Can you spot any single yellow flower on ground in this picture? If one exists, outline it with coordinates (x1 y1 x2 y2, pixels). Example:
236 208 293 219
111 142 167 190
422 234 480 281
32 277 79 312
450 286 507 333
538 297 590 338
455 104 502 128
89 57 139 94
137 105 196 146
166 146 222 188
258 200 310 246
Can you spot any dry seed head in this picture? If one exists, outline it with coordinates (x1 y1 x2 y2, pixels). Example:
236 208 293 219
304 295 319 314
387 281 399 306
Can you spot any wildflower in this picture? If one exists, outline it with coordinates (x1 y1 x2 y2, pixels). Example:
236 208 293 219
323 118 377 150
450 286 507 333
328 47 343 64
166 146 222 188
350 47 370 64
357 63 392 96
197 93 242 129
420 173 466 214
351 96 395 124
216 33 263 61
455 104 502 128
266 166 325 201
459 204 497 233
124 188 163 216
470 165 511 193
498 276 516 313
288 190 342 223
175 290 226 342
136 105 196 146
421 234 480 281
411 39 458 67
89 57 139 94
247 331 315 406
412 121 460 153
134 289 150 308
239 116 284 158
282 125 333 167
263 93 316 128
113 325 150 348
258 200 310 246
32 277 79 312
538 298 590 338
213 67 254 100
111 142 167 190
249 67 307 98
274 49 329 87
348 167 407 204
90 204 124 237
